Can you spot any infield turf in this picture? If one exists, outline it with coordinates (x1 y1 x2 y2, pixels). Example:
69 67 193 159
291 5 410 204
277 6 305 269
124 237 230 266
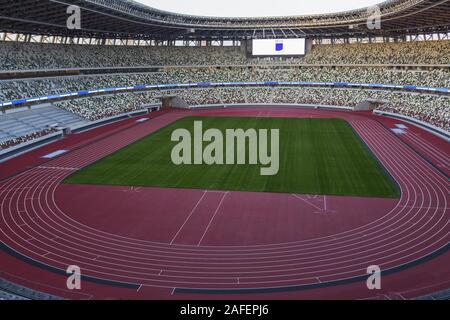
64 116 400 198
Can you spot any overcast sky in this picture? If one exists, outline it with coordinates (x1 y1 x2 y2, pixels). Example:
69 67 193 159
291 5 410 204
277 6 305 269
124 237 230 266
136 0 383 17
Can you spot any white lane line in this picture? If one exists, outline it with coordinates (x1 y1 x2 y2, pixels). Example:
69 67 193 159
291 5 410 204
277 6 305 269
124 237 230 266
291 194 323 211
408 133 449 162
197 192 229 246
404 135 449 166
0 113 446 290
170 191 208 245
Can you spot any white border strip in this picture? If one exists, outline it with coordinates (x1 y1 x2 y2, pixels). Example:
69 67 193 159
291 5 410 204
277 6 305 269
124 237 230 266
374 110 450 142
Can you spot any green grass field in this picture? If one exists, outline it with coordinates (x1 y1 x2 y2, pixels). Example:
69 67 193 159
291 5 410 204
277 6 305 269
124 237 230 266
64 117 400 198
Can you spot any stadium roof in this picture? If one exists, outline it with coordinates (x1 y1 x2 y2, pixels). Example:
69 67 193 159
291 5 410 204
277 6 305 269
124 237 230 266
0 0 449 41
136 0 383 18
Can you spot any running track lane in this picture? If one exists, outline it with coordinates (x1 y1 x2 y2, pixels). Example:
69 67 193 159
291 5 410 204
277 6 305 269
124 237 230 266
0 108 448 295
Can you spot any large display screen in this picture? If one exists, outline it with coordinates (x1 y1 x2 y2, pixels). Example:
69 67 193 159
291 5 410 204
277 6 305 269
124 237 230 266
252 39 306 56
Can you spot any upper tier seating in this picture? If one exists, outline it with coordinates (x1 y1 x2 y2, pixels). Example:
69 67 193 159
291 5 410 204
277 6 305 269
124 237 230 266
0 40 448 71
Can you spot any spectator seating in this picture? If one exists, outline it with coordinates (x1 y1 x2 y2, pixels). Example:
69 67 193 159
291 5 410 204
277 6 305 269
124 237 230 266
0 40 449 70
0 39 448 149
0 106 86 149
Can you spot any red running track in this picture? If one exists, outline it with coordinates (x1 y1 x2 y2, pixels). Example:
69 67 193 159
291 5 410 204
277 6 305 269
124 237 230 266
0 107 449 300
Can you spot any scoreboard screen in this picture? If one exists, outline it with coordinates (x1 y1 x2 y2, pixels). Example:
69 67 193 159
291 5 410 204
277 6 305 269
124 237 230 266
252 39 306 56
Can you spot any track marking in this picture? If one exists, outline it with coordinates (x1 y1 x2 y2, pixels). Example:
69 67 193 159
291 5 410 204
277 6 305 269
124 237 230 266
291 194 323 211
197 192 229 246
170 191 208 245
0 110 448 297
401 205 448 210
0 187 36 195
407 133 449 164
121 186 142 193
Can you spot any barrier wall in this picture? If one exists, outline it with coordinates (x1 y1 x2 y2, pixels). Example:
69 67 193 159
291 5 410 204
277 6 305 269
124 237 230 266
191 103 354 110
0 131 63 163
